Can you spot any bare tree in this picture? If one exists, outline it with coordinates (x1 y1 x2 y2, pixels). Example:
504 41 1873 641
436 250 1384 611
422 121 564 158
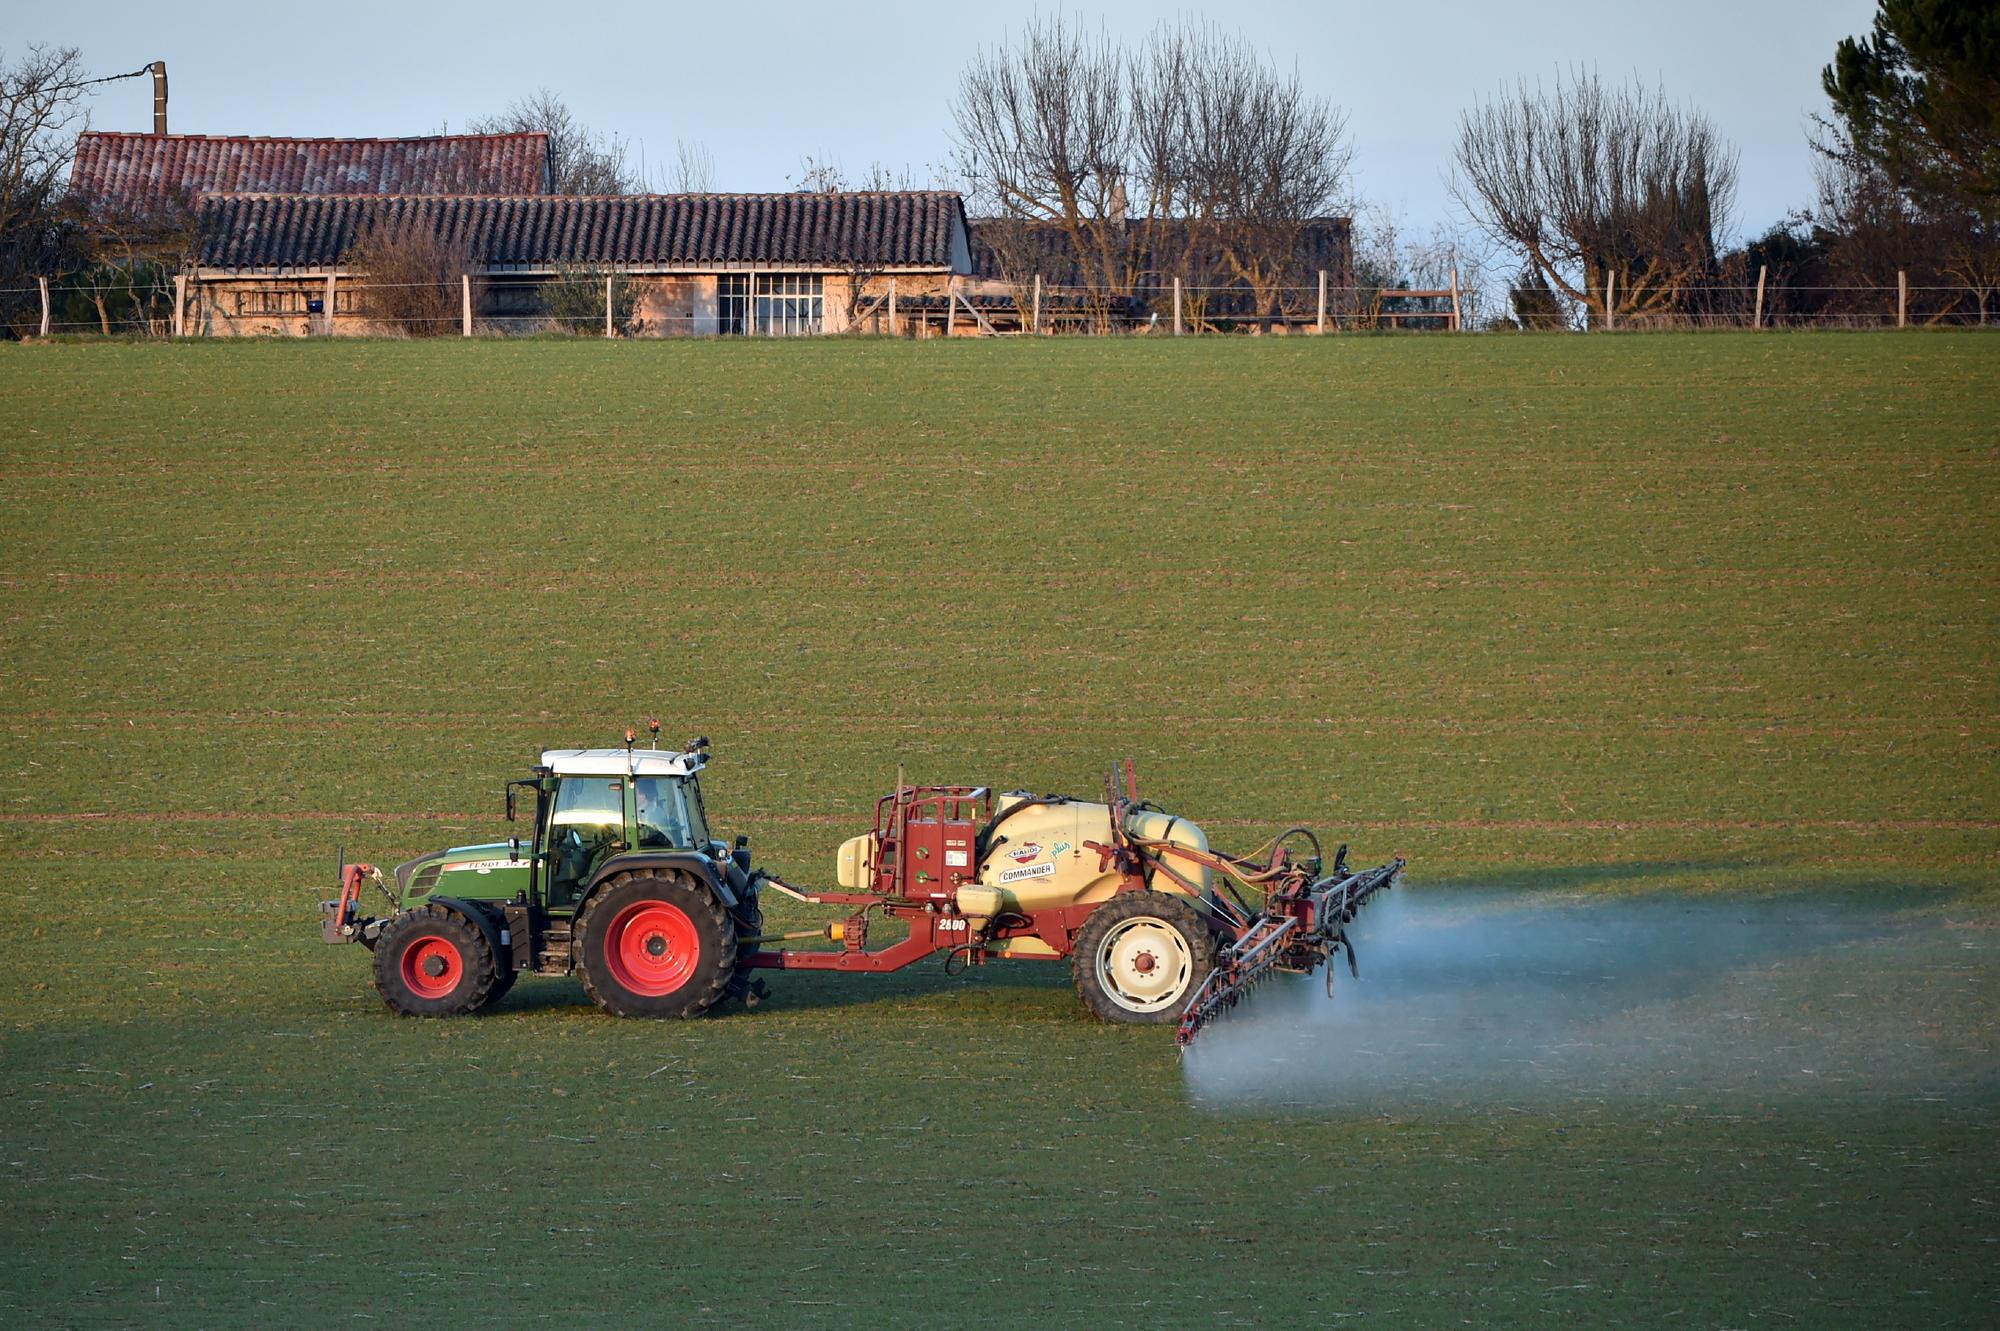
1349 204 1405 328
470 90 634 194
672 139 714 193
345 212 481 336
953 15 1134 326
954 17 1351 332
1178 25 1351 331
1812 137 1999 324
69 187 204 333
1451 71 1738 326
1 44 91 333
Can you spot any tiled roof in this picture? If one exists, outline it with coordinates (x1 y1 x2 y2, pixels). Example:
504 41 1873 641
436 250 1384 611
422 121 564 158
196 192 971 272
70 132 551 207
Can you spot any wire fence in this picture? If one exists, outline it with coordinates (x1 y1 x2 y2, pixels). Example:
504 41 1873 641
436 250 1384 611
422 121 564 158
2 272 1994 338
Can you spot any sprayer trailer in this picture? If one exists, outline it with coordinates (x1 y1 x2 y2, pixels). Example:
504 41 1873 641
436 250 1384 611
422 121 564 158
321 727 1402 1045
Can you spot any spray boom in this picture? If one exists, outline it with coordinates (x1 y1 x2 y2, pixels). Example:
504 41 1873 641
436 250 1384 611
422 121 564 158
1175 845 1404 1049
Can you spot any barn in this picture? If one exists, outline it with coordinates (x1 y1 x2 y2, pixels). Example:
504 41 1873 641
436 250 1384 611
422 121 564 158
188 191 971 337
67 131 975 337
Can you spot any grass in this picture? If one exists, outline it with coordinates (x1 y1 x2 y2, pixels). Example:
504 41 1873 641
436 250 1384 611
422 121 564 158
0 331 1995 1327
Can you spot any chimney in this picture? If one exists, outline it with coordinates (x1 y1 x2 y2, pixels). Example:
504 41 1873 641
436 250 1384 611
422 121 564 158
152 61 168 135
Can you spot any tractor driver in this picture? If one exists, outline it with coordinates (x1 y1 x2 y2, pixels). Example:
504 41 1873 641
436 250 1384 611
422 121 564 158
636 777 687 849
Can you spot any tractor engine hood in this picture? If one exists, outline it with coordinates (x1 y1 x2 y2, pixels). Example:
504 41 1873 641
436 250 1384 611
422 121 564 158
394 841 526 898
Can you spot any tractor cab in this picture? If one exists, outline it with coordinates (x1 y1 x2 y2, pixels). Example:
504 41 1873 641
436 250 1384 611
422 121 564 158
531 744 714 908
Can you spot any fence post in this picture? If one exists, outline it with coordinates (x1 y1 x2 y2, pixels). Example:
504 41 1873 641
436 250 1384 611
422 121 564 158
946 277 957 338
1449 264 1463 332
1031 274 1041 335
324 272 336 336
38 276 50 337
1753 264 1767 330
173 273 186 338
462 275 472 336
1173 277 1182 336
1897 269 1908 328
888 277 898 336
1605 269 1616 331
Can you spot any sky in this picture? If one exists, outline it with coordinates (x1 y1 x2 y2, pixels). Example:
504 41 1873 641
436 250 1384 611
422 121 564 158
17 0 1878 242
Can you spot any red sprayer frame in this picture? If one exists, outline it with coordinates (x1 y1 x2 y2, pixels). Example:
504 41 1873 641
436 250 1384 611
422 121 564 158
741 763 1403 1044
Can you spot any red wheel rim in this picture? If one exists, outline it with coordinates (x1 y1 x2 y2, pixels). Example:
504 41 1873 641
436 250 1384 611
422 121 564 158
400 934 464 1000
604 900 700 996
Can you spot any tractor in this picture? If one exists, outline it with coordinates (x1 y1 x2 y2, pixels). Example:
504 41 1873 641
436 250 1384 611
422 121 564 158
322 726 1402 1043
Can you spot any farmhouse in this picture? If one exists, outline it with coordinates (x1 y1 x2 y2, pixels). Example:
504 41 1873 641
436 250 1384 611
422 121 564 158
188 191 971 337
68 130 974 337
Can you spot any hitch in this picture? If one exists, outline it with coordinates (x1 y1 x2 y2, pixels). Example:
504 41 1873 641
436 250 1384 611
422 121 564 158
321 861 384 945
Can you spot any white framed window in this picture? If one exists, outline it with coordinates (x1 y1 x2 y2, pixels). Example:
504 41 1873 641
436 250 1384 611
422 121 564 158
718 273 823 336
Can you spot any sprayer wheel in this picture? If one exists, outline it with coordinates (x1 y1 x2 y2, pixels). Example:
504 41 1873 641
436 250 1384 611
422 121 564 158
372 904 499 1018
576 871 733 1019
1072 890 1217 1025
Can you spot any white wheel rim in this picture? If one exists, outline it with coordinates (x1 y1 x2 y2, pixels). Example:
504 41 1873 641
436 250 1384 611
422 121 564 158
1095 916 1193 1013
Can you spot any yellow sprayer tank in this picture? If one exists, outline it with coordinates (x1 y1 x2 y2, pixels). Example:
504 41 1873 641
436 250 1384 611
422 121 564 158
974 793 1211 912
831 792 1211 910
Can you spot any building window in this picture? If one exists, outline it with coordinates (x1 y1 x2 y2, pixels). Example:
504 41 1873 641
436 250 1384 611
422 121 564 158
232 286 358 316
718 273 822 336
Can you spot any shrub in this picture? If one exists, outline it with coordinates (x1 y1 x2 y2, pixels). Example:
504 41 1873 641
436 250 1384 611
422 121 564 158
345 215 480 336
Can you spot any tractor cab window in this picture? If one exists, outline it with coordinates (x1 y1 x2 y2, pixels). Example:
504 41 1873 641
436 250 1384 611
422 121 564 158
635 776 694 848
547 777 626 907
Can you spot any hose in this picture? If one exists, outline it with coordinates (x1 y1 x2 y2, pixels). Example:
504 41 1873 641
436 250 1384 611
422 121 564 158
973 793 1070 862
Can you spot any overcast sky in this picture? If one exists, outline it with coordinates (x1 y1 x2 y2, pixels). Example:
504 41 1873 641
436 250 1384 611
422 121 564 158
24 0 1876 241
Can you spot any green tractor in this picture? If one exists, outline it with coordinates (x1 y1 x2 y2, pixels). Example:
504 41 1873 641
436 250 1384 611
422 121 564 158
323 726 763 1018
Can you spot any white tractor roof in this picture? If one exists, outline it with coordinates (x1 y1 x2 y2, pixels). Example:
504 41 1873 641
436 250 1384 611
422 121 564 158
540 747 705 777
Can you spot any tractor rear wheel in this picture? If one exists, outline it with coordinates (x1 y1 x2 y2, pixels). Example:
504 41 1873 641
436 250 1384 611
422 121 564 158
372 904 500 1017
1072 891 1216 1025
576 872 733 1018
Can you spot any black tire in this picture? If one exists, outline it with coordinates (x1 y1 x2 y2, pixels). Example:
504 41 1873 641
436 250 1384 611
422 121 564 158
575 871 733 1018
372 904 500 1017
1071 891 1217 1025
726 894 764 1003
484 954 519 1009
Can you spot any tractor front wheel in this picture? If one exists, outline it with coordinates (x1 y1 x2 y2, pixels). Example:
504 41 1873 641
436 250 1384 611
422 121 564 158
372 904 500 1017
576 872 733 1018
1072 891 1216 1025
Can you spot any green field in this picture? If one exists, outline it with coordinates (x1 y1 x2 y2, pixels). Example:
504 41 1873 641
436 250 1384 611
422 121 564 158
2 333 1995 1327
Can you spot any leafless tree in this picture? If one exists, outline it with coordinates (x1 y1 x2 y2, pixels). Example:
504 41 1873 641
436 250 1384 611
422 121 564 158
1812 123 1997 325
672 139 714 193
1177 24 1351 331
470 90 635 194
69 187 204 333
954 17 1351 332
953 15 1134 326
345 212 481 336
1451 71 1738 327
1 44 91 333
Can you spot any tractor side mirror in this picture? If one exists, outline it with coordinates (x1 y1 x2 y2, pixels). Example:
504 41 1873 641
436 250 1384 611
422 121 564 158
505 786 517 822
